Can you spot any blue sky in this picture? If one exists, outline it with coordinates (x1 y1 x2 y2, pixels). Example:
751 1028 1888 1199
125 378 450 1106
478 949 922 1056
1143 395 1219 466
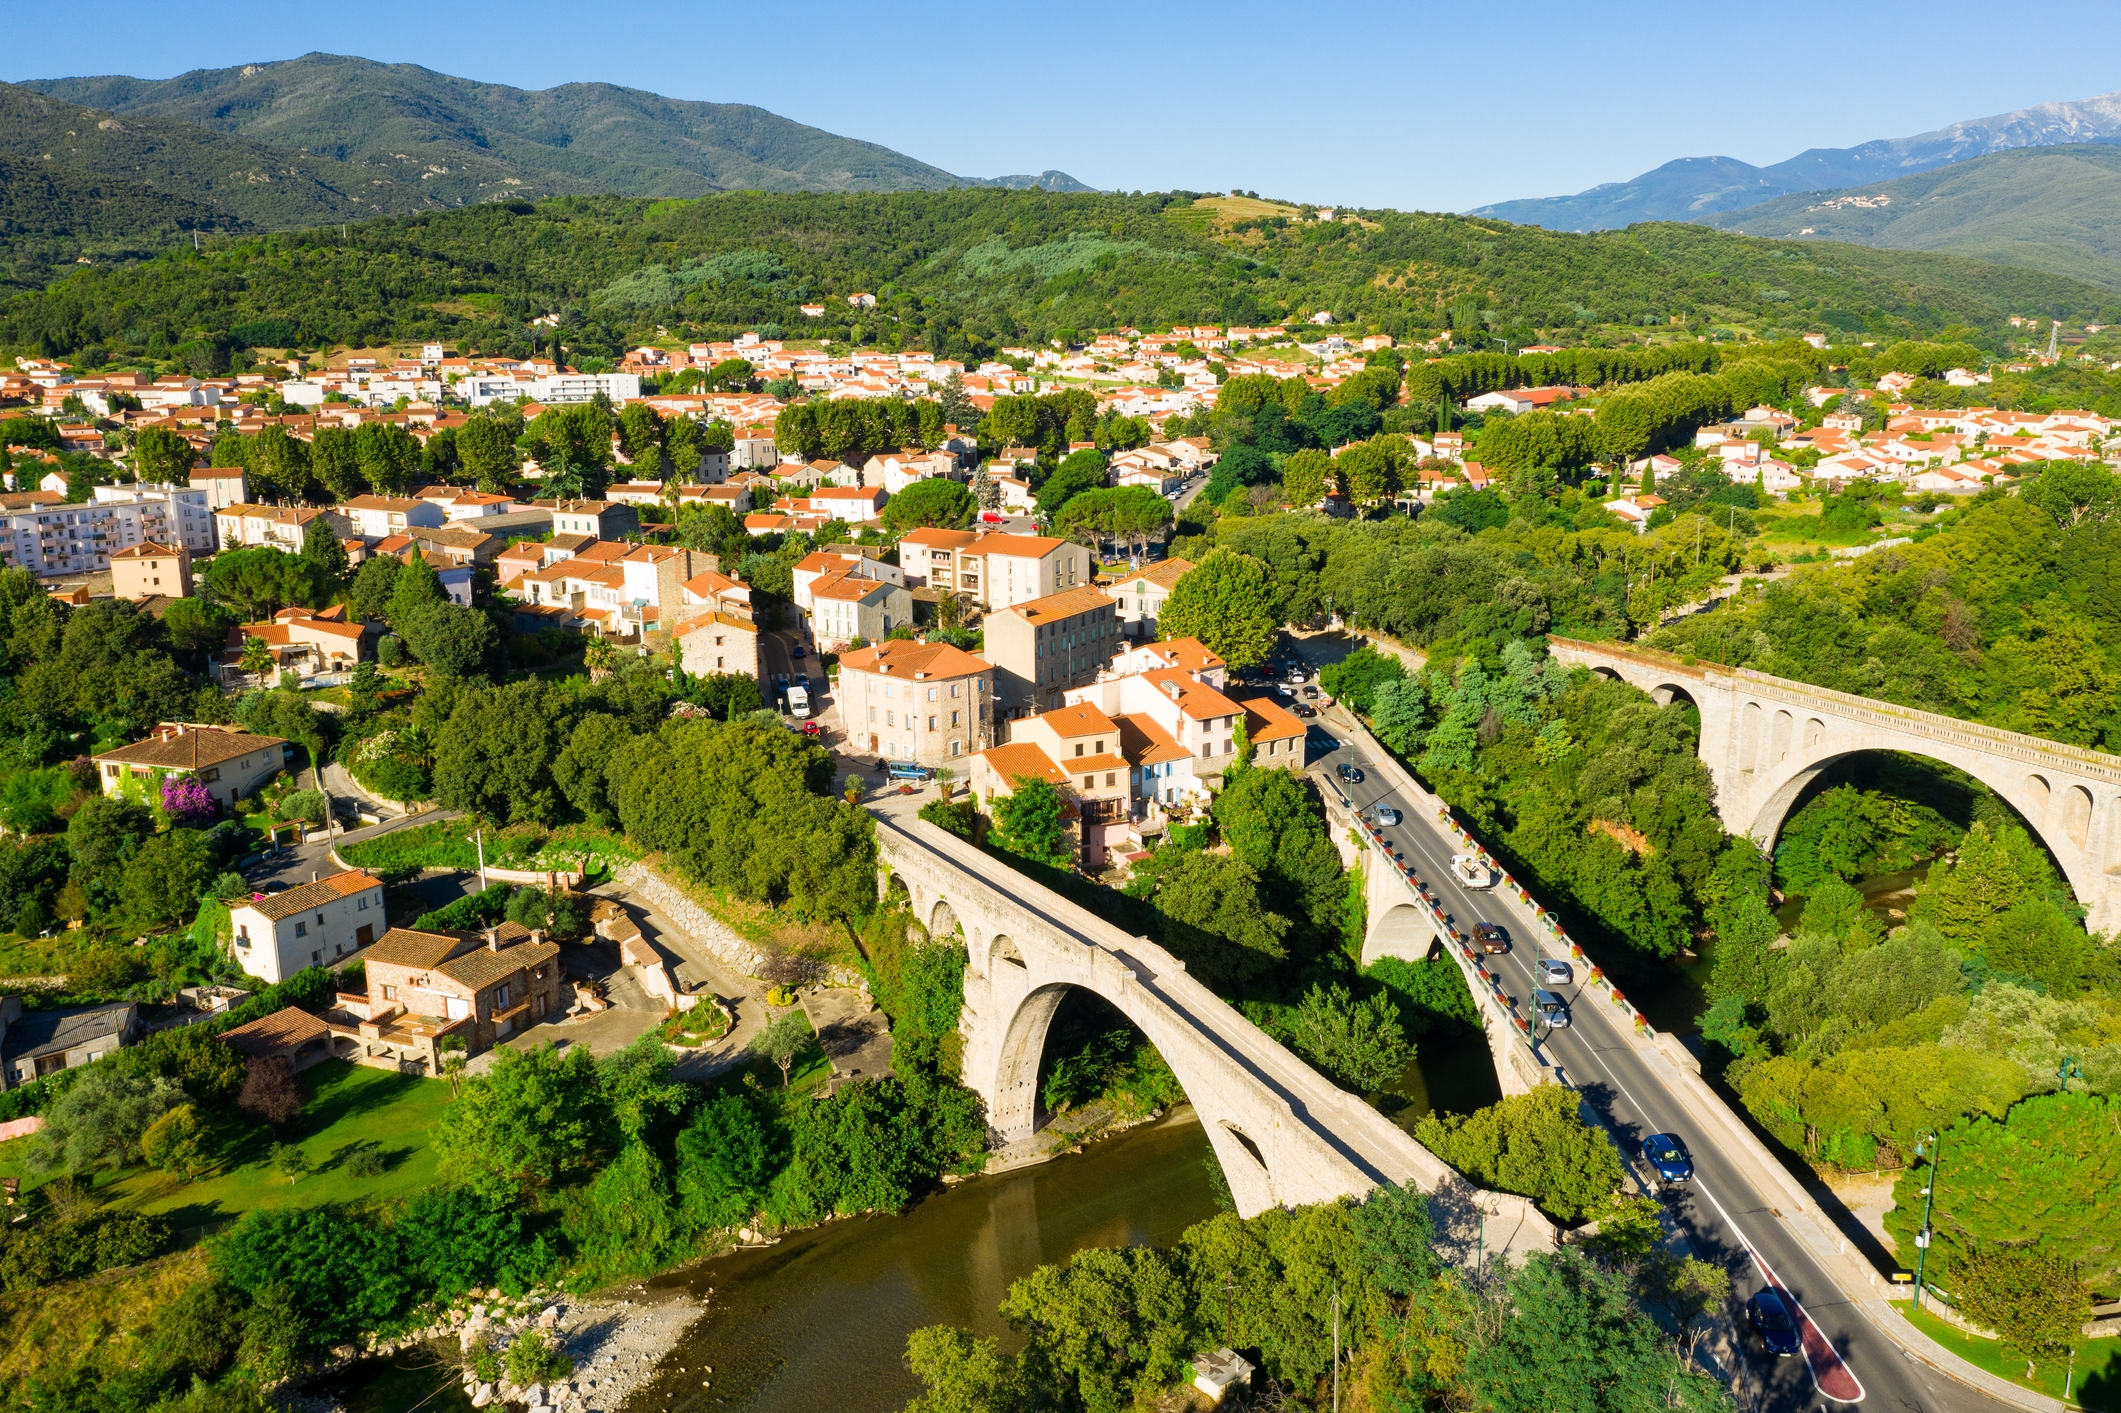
8 0 2121 212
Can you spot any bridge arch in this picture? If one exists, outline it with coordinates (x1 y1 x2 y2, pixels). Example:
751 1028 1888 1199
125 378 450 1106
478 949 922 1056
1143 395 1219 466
1747 742 2114 918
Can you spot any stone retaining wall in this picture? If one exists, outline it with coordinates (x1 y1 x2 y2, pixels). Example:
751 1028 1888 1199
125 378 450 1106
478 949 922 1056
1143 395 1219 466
613 859 867 993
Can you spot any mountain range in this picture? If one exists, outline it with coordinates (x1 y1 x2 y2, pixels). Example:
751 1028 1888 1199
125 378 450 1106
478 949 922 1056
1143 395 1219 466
0 53 1091 284
1471 89 2121 230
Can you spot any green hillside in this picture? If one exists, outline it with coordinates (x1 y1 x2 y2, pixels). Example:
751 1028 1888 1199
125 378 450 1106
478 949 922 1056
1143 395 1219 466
24 53 972 207
3 189 2113 364
1706 144 2121 292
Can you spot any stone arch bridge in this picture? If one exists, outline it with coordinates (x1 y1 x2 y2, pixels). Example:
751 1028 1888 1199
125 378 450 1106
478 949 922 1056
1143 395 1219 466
1548 638 2121 931
869 799 1553 1252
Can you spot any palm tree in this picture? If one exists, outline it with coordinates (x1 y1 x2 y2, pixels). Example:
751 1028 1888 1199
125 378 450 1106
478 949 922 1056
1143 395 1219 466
238 634 275 687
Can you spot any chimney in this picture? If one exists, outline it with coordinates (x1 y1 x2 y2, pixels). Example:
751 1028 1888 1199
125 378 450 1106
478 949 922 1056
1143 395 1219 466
311 870 319 884
485 928 500 952
531 929 546 947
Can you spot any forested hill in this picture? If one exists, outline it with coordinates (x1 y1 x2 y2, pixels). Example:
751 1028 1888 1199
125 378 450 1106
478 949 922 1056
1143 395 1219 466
23 54 974 207
4 189 2113 364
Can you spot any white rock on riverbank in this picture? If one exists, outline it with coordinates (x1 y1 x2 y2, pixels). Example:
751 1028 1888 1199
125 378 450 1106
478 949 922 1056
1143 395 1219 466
465 1291 705 1413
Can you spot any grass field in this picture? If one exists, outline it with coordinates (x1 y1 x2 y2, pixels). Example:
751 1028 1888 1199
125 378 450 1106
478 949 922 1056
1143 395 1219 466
1903 1306 2121 1409
0 929 99 981
0 1060 453 1233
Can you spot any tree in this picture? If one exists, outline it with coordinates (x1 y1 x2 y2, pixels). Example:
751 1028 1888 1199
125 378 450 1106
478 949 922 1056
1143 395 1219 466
1634 1249 1731 1364
903 1327 1035 1413
133 426 194 485
748 1010 814 1088
117 827 214 928
140 1102 209 1181
706 357 757 392
457 414 518 493
1289 982 1410 1091
401 600 497 678
616 402 664 466
433 1042 603 1202
238 1055 304 1127
238 634 274 684
65 794 152 879
1129 848 1289 989
880 477 975 537
353 421 420 494
387 549 446 630
1035 449 1108 518
1415 1085 1624 1222
1281 447 1335 507
27 1067 185 1174
1158 548 1277 668
989 775 1073 869
1955 1248 2091 1376
206 546 318 622
1465 1250 1707 1413
271 1141 311 1185
298 515 348 584
675 1090 773 1228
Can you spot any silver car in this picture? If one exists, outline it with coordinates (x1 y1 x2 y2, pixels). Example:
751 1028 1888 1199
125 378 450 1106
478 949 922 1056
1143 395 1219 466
1534 989 1571 1027
1538 958 1573 985
1375 807 1402 826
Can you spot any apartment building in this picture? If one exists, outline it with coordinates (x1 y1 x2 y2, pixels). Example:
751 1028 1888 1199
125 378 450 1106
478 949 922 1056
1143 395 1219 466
110 541 192 600
810 571 914 650
215 503 354 553
1063 652 1250 804
0 484 216 579
838 638 992 765
226 870 387 984
983 585 1121 717
187 468 249 509
341 495 447 539
792 548 903 613
970 699 1135 865
894 530 1090 612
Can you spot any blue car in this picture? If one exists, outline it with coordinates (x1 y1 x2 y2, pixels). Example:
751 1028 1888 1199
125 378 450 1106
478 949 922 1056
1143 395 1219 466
1642 1133 1693 1183
1747 1289 1801 1356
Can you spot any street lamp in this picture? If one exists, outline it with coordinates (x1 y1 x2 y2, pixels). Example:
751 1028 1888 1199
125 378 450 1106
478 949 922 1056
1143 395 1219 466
1912 1129 1942 1310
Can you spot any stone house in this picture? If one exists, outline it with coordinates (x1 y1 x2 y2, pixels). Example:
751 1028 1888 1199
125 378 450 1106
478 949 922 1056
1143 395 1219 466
326 923 563 1073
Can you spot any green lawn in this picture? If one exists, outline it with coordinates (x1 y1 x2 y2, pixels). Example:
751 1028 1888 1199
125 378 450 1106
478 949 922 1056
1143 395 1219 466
0 1060 453 1236
1903 1306 2120 1409
0 929 99 981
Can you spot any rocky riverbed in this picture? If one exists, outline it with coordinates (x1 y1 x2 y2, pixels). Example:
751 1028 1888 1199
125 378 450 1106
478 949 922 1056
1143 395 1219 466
338 1283 705 1413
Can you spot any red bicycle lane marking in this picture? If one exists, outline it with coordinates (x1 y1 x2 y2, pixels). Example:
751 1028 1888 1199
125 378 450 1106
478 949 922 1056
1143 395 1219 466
1696 1180 1867 1404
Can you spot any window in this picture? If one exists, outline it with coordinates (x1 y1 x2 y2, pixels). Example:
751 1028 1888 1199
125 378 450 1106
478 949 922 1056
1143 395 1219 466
496 983 512 1009
383 984 398 1000
1073 743 1084 757
1106 773 1116 787
869 706 877 722
928 687 937 701
311 950 321 964
949 740 961 755
927 716 937 730
950 710 960 727
357 895 370 911
887 711 896 726
951 683 961 697
1083 775 1094 789
295 922 308 937
1201 743 1213 758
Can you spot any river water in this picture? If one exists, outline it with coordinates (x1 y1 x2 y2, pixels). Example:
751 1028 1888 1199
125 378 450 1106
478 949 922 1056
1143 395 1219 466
636 1108 1221 1413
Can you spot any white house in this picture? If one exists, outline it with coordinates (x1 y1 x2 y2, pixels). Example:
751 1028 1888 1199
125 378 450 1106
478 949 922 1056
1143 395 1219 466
226 870 387 984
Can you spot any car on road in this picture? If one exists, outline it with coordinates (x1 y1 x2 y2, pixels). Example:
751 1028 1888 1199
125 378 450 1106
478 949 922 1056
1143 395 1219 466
1746 1289 1800 1357
1374 806 1401 826
1276 682 1295 696
1533 989 1571 1028
887 761 933 782
1642 1133 1694 1184
800 721 822 737
1337 763 1364 784
790 643 807 660
1474 922 1509 954
1451 854 1495 889
774 673 790 688
1537 958 1573 985
1294 704 1316 719
1302 685 1320 699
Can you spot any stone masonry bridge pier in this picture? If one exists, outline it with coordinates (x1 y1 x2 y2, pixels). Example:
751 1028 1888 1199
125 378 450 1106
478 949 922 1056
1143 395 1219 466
867 796 1554 1256
1549 637 2121 931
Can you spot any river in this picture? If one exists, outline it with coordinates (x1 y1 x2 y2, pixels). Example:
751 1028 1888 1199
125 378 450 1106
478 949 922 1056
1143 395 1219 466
635 1108 1221 1412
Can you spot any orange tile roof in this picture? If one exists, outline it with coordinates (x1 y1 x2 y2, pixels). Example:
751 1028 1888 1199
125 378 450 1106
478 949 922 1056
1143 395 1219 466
838 638 990 678
967 532 1067 557
228 869 381 921
977 741 1067 787
1114 711 1190 766
1128 636 1222 673
997 585 1115 623
1141 667 1242 722
1038 700 1118 738
1239 694 1306 744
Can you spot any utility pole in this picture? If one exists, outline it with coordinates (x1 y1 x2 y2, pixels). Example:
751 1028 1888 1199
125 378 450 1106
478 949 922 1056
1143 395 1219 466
1331 1285 1341 1413
468 827 488 893
1913 1129 1941 1309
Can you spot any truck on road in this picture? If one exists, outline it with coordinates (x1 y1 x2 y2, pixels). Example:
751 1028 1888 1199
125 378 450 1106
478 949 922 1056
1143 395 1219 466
787 682 811 719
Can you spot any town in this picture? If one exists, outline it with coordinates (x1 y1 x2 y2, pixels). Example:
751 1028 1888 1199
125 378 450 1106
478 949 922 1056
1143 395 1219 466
1 193 2119 1413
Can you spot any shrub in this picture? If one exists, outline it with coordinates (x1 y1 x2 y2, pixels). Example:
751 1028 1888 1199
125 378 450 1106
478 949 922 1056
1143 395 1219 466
503 1328 572 1386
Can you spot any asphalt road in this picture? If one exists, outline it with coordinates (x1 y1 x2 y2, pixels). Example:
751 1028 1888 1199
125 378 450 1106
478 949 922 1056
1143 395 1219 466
1306 719 2005 1413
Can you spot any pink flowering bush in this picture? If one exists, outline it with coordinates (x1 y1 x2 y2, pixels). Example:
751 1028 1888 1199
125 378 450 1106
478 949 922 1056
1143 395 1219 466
162 775 219 825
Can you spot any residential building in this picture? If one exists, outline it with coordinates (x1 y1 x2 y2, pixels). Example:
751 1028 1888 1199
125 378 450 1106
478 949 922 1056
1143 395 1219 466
215 503 353 553
896 530 1091 612
1104 558 1193 638
110 541 192 600
538 499 641 539
1464 385 1589 415
0 998 140 1087
90 483 218 554
1238 693 1309 770
1107 636 1225 687
896 528 981 591
971 701 1136 865
188 468 249 509
606 481 667 506
1064 658 1249 803
860 449 960 494
217 606 370 683
793 548 903 613
838 638 992 764
341 495 447 539
218 1007 336 1073
810 570 914 650
984 584 1121 717
94 722 295 808
326 922 563 1070
225 870 387 984
676 613 760 678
